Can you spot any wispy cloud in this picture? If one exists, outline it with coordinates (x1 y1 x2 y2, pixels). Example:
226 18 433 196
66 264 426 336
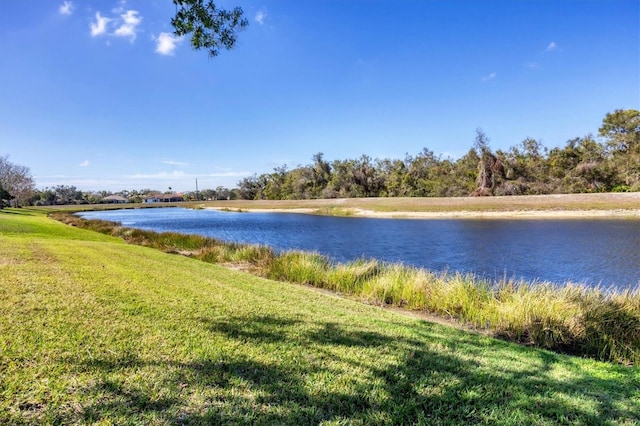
112 0 127 14
154 32 183 55
80 160 90 167
89 2 142 43
255 10 266 25
482 72 497 82
90 12 110 37
59 1 73 15
546 41 559 52
524 61 539 69
113 10 142 42
162 160 189 166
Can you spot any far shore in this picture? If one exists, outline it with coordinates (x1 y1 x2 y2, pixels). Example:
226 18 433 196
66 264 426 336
206 206 640 219
201 192 640 220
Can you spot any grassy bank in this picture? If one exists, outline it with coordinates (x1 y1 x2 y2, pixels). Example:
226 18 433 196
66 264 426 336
50 211 640 366
2 208 639 424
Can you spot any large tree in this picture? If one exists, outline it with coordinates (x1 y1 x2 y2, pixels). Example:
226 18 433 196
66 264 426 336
0 156 35 207
171 0 249 57
598 109 640 189
599 109 640 154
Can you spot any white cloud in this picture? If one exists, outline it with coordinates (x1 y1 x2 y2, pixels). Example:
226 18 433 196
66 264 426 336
114 10 142 42
155 32 183 55
89 3 142 43
112 0 127 14
90 12 110 37
80 160 90 167
546 41 559 52
482 72 496 82
255 10 266 25
162 160 189 166
59 1 73 15
524 62 539 69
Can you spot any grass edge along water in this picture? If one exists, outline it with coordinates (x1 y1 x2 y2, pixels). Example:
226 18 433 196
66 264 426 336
50 211 640 365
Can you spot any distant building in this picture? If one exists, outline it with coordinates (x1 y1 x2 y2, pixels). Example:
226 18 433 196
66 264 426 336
143 193 184 203
102 195 129 204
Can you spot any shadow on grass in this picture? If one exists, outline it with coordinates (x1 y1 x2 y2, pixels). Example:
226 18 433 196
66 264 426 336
0 208 40 216
65 314 638 425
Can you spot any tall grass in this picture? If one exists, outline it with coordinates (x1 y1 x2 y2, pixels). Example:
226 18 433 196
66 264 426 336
266 251 329 286
53 211 640 364
325 259 380 293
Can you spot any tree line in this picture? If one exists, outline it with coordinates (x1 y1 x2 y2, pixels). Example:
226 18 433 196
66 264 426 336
234 109 639 200
1 109 638 208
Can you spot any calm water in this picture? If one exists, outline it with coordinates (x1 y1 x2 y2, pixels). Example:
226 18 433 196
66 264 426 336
79 208 640 290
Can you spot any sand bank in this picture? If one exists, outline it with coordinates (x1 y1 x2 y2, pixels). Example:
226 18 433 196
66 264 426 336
207 206 640 219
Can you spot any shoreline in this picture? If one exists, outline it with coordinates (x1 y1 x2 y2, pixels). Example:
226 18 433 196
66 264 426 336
200 193 640 220
207 206 640 219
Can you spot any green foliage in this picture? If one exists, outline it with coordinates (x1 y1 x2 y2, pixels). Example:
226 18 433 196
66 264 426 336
612 184 632 192
171 0 248 57
599 109 640 154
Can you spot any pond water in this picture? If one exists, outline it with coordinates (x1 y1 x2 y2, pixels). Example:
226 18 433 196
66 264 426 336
78 207 640 290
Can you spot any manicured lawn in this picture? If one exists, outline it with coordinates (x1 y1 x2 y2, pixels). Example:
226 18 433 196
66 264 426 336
1 208 638 425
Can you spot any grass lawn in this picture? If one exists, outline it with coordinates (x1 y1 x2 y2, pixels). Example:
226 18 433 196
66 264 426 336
1 208 638 425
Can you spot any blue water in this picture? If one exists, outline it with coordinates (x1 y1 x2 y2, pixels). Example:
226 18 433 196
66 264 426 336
79 207 640 290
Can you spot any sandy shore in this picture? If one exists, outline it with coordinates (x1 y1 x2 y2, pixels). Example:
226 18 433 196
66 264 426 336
208 206 640 219
203 193 640 219
347 208 640 219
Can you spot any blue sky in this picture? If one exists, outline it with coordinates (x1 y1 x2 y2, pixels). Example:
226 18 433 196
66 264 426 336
1 0 638 193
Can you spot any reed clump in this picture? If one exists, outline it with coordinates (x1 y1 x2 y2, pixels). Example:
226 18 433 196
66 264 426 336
572 289 640 364
325 258 380 293
194 242 273 267
485 282 583 349
266 251 329 286
362 264 414 306
55 212 640 364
